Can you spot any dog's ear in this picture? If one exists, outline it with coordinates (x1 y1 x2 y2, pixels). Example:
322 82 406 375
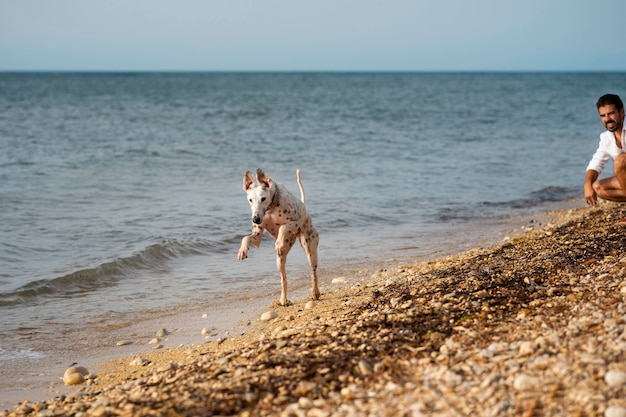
243 171 255 192
256 168 273 189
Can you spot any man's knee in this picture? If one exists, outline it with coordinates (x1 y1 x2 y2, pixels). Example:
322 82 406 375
615 153 626 172
593 180 603 193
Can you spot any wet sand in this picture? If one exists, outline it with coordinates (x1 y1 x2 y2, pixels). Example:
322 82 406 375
4 201 626 416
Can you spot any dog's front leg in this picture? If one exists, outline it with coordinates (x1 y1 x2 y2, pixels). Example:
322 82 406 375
275 222 298 306
238 224 264 260
275 222 299 255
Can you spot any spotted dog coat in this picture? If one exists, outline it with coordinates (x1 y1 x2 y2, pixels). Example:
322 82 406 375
238 168 320 306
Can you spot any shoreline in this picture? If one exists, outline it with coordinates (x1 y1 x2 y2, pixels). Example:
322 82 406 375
6 200 626 415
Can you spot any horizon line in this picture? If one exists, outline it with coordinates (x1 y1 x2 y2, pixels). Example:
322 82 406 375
1 69 625 74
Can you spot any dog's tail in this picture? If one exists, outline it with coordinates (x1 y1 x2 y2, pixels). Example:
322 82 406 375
296 169 305 203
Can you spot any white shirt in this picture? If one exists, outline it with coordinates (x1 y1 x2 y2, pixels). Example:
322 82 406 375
586 118 626 174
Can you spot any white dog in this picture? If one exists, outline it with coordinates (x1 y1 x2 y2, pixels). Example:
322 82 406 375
238 168 320 306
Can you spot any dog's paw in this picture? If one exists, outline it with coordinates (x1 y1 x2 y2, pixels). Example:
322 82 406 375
238 249 248 260
312 288 321 300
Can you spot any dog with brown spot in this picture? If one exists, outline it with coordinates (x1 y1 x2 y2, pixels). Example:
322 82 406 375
238 168 320 306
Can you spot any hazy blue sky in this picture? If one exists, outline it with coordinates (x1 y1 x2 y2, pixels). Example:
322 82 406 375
1 0 625 71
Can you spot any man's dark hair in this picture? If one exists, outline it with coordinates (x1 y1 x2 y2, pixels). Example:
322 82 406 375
597 94 624 111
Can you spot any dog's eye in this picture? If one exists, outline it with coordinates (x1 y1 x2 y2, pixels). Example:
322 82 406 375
249 198 252 203
261 197 266 202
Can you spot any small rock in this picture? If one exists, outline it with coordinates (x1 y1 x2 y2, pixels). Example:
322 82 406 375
148 338 160 345
332 277 346 284
273 325 288 333
156 328 169 337
606 406 626 417
63 365 89 385
605 370 626 387
201 328 211 335
513 374 539 391
518 341 534 356
305 300 315 309
261 311 278 321
298 397 313 409
358 360 373 376
129 357 151 367
116 340 132 346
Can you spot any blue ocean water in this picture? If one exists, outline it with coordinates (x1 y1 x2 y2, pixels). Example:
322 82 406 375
1 72 625 362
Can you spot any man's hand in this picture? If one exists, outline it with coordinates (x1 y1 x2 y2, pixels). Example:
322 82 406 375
585 170 599 206
584 185 597 206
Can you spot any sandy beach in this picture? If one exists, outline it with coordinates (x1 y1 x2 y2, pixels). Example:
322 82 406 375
3 201 626 416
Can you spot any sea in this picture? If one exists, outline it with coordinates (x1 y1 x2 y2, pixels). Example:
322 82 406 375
1 72 625 398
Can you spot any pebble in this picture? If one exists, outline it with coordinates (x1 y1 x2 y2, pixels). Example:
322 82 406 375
273 325 288 334
606 406 626 417
332 277 346 284
605 370 626 387
518 341 534 356
305 301 315 309
156 328 170 337
116 340 132 346
358 360 373 376
513 374 539 391
261 311 278 321
63 365 89 385
129 357 151 367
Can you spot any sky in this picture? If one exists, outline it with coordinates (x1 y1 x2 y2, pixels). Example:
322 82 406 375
1 0 625 72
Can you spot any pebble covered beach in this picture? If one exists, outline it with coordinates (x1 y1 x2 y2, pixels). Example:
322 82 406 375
4 202 626 417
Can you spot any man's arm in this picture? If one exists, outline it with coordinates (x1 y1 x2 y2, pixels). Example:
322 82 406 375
584 169 599 206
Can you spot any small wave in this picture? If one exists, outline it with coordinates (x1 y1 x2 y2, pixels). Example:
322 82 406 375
0 238 225 307
0 160 36 168
0 346 45 361
434 186 578 222
484 186 579 209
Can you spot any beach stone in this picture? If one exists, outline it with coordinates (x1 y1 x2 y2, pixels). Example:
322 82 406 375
116 340 132 346
358 360 373 376
63 365 89 385
273 325 288 334
129 357 150 366
513 374 539 391
518 341 534 356
156 328 170 337
298 397 313 409
605 370 626 387
332 277 346 284
261 311 278 321
305 301 315 309
606 406 626 417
